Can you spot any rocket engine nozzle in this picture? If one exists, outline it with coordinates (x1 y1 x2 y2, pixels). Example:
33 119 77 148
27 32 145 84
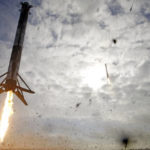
0 73 34 105
5 79 16 91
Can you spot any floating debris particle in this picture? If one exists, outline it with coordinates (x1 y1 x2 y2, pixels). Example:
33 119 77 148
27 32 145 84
112 39 117 44
76 103 81 108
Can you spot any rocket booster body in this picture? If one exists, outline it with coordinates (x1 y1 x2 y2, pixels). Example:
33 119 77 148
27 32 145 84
0 2 34 105
105 64 109 79
6 2 32 88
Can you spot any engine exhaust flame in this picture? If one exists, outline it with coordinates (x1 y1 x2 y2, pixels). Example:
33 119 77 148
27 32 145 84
107 77 111 85
0 91 13 143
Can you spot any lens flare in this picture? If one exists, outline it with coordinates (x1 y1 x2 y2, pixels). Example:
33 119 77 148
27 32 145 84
0 91 13 143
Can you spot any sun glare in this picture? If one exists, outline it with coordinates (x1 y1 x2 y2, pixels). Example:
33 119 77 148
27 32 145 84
80 64 106 90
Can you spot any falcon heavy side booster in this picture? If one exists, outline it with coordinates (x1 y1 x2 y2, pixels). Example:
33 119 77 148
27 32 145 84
0 2 34 105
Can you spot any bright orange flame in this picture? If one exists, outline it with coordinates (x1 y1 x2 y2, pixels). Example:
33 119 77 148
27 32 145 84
0 91 13 143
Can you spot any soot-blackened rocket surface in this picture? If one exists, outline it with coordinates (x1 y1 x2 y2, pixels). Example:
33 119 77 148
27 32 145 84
0 2 34 105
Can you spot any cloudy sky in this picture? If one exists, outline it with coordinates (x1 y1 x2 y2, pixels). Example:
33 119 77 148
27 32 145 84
0 0 150 149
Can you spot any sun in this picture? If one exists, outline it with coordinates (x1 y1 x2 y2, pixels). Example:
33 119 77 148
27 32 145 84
80 64 106 90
